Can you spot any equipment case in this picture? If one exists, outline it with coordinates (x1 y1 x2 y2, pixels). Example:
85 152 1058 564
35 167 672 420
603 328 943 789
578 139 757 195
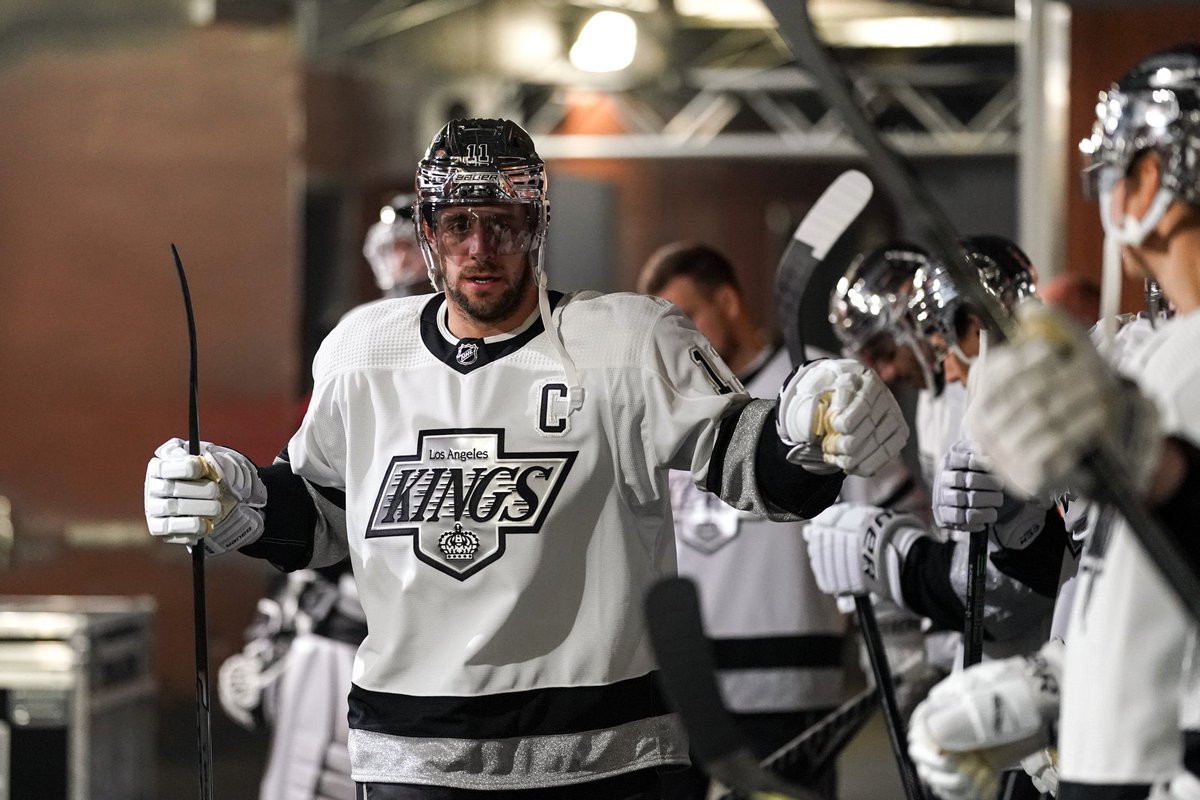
0 595 156 800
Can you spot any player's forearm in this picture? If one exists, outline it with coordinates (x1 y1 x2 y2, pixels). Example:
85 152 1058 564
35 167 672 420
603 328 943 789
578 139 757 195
237 461 320 570
751 404 846 518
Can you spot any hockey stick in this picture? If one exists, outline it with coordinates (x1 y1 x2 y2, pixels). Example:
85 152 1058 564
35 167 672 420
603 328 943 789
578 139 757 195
963 529 987 668
772 170 926 800
645 578 820 800
171 244 214 800
711 685 879 800
775 169 873 364
759 0 1200 626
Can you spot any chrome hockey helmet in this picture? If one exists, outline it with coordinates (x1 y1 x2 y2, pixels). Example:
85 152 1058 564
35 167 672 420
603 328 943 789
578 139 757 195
415 118 549 290
1080 45 1200 334
909 235 1038 364
1080 43 1200 245
830 242 929 351
829 242 941 392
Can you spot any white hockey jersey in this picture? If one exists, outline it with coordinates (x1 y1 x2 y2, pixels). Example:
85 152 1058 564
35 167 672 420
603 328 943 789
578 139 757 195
672 346 846 714
1057 309 1200 798
284 291 841 790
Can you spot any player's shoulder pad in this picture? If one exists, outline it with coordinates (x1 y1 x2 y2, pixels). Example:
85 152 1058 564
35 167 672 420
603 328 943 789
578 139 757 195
552 291 681 367
312 294 431 381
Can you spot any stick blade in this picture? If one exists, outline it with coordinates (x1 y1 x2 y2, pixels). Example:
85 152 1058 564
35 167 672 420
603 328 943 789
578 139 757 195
645 578 816 800
794 170 874 259
775 170 874 364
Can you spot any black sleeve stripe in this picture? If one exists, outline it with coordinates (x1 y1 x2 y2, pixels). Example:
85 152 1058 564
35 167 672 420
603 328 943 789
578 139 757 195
988 508 1067 599
899 537 967 632
1058 781 1153 800
1154 436 1200 582
238 462 318 571
752 405 844 518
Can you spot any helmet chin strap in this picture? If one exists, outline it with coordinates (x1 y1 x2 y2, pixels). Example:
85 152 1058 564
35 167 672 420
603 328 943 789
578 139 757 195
1097 184 1174 344
950 342 976 367
895 329 940 396
533 215 584 417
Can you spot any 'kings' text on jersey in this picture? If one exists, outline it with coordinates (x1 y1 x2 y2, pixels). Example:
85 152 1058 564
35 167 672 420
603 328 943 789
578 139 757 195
366 429 577 579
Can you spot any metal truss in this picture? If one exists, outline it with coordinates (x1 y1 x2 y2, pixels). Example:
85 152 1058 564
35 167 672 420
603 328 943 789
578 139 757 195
295 0 1022 161
525 60 1019 160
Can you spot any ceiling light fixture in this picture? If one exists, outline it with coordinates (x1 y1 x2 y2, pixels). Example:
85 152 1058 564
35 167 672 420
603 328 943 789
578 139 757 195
569 11 638 73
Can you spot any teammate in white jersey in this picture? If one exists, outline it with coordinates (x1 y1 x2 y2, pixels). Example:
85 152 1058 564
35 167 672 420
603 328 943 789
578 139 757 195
815 239 1067 663
904 43 1200 800
830 241 961 492
638 242 847 799
143 118 910 800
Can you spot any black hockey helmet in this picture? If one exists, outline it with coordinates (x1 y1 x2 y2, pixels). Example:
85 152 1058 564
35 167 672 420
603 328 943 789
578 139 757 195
414 118 549 288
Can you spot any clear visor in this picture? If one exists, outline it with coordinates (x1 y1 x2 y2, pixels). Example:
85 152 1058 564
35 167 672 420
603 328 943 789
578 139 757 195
430 205 538 257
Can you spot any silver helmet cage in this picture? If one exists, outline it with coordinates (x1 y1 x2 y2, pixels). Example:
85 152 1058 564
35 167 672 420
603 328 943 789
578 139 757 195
415 118 548 289
1079 45 1200 207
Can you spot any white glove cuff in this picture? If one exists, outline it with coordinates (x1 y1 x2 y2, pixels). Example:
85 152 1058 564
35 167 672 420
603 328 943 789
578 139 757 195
203 505 265 555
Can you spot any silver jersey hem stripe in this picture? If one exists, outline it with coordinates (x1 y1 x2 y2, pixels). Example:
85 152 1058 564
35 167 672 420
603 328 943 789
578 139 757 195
348 713 689 789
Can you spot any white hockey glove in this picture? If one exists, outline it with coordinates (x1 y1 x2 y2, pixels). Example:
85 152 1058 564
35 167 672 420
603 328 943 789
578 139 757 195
144 438 267 554
1149 772 1200 800
933 440 1049 549
907 639 1063 800
1019 747 1059 797
802 502 929 607
777 358 909 477
967 302 1163 499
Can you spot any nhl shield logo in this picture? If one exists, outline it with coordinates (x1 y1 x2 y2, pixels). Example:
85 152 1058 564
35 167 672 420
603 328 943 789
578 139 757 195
670 472 750 554
366 429 576 580
456 341 480 366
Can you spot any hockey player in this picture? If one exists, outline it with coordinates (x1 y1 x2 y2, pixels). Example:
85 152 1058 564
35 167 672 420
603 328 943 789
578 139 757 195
143 118 910 799
829 241 965 492
362 193 432 299
637 242 847 800
813 238 1068 800
904 44 1200 800
810 237 1066 662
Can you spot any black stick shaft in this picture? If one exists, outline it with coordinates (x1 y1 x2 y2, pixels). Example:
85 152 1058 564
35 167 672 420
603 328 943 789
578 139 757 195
171 243 214 800
963 529 988 668
855 597 926 800
760 0 1200 625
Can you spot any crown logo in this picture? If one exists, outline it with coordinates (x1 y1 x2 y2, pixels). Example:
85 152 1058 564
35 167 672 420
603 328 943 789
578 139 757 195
439 523 480 561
